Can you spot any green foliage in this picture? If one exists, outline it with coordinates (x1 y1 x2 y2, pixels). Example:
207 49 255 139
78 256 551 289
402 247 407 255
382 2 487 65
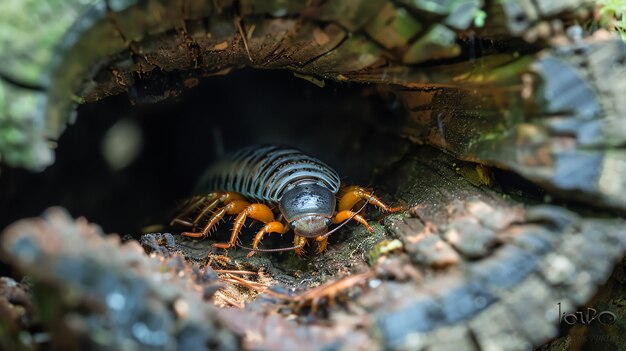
473 9 487 28
597 0 626 41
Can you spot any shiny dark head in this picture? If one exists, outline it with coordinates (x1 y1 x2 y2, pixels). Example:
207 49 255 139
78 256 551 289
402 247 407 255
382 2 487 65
279 182 336 237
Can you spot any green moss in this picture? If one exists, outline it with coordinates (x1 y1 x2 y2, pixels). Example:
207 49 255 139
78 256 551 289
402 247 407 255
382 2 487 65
473 9 487 28
597 0 626 41
367 239 403 266
0 0 92 84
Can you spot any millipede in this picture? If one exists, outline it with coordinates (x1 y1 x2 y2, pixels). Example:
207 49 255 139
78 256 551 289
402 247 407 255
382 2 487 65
171 145 401 256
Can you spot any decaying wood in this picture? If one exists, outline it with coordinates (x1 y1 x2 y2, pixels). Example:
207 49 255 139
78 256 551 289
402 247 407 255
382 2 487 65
1 0 597 169
1 0 625 350
163 146 625 350
0 209 240 350
394 36 626 211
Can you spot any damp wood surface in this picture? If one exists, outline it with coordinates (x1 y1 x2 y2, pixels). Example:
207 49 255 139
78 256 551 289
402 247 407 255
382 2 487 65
0 0 598 169
2 144 625 350
1 0 626 351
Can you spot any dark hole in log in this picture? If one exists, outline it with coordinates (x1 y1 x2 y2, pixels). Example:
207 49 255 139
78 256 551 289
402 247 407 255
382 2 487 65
0 66 556 280
2 2 626 350
0 69 406 242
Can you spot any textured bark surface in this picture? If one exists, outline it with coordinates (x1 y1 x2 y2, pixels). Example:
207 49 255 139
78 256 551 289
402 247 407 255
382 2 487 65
0 208 240 351
1 0 596 169
396 38 626 211
0 0 625 350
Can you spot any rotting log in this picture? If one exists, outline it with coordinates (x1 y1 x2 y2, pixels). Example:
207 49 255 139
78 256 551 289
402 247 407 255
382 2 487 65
0 208 240 350
2 146 624 350
1 0 598 169
394 37 626 211
1 0 625 351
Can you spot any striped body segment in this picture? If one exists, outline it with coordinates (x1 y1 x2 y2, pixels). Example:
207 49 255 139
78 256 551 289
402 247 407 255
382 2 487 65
196 145 341 203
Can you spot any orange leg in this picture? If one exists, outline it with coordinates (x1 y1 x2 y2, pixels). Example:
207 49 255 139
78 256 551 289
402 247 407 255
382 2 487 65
246 221 289 257
213 203 276 249
170 194 216 226
293 236 308 256
338 186 402 213
191 197 222 226
182 199 250 238
333 210 374 233
171 192 246 227
315 236 329 254
194 192 247 226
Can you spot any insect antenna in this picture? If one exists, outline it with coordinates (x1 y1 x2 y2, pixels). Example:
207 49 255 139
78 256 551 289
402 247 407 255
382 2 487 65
319 200 368 239
236 244 305 253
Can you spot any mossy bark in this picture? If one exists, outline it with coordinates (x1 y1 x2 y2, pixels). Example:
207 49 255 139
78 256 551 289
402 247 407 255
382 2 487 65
1 1 624 350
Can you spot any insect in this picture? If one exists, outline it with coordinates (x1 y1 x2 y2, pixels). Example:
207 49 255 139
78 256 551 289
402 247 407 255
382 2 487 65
171 145 401 256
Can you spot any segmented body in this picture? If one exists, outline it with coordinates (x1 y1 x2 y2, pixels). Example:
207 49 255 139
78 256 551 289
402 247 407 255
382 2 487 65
173 144 400 255
196 145 341 203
